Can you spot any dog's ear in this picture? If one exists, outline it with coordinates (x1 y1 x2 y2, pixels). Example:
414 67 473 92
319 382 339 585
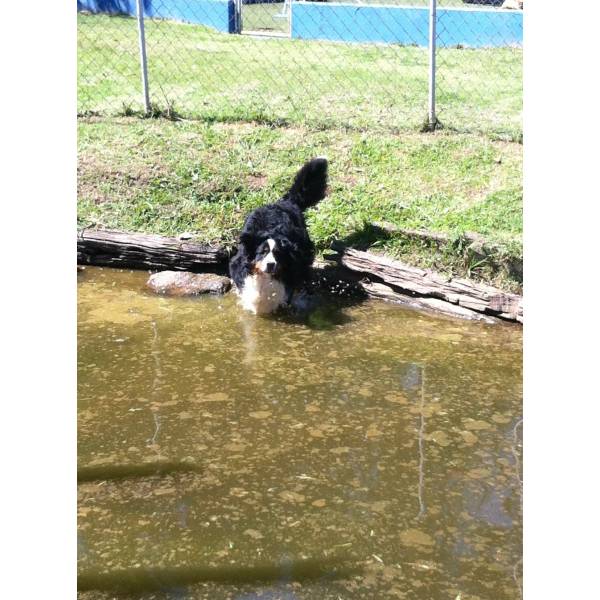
276 237 293 255
239 231 256 251
277 236 310 263
237 234 259 261
240 230 271 258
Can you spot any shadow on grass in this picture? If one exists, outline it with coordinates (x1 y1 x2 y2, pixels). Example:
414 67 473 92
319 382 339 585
332 221 523 289
334 222 394 251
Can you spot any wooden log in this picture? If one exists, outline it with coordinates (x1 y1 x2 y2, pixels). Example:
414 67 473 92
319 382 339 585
314 259 498 322
330 243 523 323
77 229 230 273
361 281 500 324
76 229 522 323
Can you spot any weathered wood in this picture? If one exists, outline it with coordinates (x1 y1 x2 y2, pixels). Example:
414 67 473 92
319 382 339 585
330 243 523 323
76 229 522 323
77 229 230 273
361 281 500 324
313 259 498 323
310 259 369 299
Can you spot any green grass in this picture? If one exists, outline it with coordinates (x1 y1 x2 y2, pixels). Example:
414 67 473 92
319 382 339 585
242 4 289 34
78 10 522 290
78 13 522 138
78 116 522 291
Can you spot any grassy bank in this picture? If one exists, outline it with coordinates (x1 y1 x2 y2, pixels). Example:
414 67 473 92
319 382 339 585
78 117 522 291
78 13 522 139
78 11 522 291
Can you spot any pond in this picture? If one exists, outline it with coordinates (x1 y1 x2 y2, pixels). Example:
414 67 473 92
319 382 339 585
78 267 522 599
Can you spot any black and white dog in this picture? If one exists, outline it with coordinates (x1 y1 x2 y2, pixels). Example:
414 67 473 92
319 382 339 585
229 157 328 314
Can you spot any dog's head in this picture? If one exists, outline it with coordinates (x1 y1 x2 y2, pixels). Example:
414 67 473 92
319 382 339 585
240 235 297 278
252 238 280 276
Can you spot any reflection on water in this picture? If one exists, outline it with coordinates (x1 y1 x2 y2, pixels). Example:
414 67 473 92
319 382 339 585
78 267 522 599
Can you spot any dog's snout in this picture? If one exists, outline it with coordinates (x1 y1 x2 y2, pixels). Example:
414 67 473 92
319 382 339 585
265 262 276 274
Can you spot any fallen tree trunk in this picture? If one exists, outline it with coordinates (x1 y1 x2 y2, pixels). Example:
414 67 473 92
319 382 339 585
312 260 498 323
76 229 522 323
330 243 523 323
360 281 500 323
77 229 230 273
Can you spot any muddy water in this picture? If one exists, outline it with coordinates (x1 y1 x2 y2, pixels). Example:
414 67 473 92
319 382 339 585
78 267 522 600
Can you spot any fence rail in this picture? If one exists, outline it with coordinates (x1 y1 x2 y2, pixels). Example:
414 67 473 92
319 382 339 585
77 0 522 136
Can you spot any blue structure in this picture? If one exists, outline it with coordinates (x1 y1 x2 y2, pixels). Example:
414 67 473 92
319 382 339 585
77 0 237 34
77 1 522 48
291 3 523 48
293 4 429 46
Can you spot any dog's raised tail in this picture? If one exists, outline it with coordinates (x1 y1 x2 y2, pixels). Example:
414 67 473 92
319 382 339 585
286 157 328 211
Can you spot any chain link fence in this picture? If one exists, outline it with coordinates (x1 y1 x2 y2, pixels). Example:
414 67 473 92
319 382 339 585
77 0 522 137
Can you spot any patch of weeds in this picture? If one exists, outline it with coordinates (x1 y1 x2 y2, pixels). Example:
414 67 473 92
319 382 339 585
77 110 101 118
77 117 522 290
202 111 290 129
447 230 522 286
464 253 491 279
420 115 443 133
250 114 290 129
488 130 523 144
120 102 136 117
146 101 182 121
450 188 522 237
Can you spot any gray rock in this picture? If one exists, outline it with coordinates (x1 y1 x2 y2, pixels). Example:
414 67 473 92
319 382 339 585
146 271 231 296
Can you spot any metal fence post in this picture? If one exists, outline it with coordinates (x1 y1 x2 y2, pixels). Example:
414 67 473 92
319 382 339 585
234 0 243 34
428 0 437 129
135 0 151 114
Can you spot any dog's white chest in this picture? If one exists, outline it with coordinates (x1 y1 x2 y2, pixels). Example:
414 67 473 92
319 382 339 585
238 273 286 315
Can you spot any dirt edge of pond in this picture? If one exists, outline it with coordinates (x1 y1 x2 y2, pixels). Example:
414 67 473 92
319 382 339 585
77 229 522 325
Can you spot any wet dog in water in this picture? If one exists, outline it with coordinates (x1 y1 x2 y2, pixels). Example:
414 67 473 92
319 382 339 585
229 157 328 315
